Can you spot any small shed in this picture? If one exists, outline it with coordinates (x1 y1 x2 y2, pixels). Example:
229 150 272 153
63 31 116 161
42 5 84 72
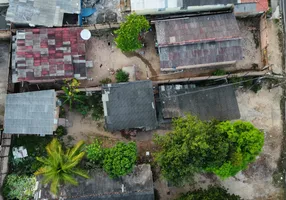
102 81 157 131
3 90 58 135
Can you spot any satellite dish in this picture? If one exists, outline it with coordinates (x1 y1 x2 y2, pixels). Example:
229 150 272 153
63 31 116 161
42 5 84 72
80 29 91 40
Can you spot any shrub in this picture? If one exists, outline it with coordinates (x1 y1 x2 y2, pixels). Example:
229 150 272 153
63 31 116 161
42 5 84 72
55 125 67 137
3 174 36 200
103 142 137 178
212 69 226 76
177 186 241 200
115 69 129 83
86 139 105 164
100 78 112 85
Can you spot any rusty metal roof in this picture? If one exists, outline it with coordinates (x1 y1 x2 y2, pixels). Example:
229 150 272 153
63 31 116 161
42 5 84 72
12 27 88 83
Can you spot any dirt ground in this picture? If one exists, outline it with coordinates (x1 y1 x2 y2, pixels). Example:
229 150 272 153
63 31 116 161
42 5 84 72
236 17 263 70
82 31 160 87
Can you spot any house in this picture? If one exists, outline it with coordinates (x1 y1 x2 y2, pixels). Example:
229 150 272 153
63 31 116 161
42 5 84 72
6 0 81 27
35 164 155 200
11 27 92 83
3 90 59 135
155 13 243 71
102 81 157 131
129 0 268 15
158 84 240 121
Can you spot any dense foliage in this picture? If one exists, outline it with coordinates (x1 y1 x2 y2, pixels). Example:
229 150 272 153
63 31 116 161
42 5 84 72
74 92 104 120
177 186 241 200
86 139 104 164
100 77 112 85
114 13 150 52
3 174 36 200
55 126 67 137
115 69 129 83
61 79 84 109
103 142 137 178
35 138 89 194
154 115 264 185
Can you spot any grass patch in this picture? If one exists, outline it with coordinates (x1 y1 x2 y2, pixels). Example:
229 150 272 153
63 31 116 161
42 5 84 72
9 135 53 175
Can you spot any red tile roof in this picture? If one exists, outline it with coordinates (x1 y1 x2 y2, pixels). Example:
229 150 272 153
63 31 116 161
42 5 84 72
240 0 269 12
12 27 88 83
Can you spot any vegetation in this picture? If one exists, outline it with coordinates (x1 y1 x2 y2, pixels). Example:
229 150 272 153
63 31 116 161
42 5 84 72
86 139 105 164
177 186 241 200
114 13 150 52
115 69 129 83
3 174 36 200
154 114 264 185
35 138 89 195
9 135 52 175
212 69 227 76
103 142 137 178
100 77 112 85
61 79 84 109
55 126 67 137
74 92 104 120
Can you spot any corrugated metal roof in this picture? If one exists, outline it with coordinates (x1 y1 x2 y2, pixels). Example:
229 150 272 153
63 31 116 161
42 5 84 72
3 90 56 135
37 164 155 200
155 13 243 69
155 13 240 46
12 27 88 83
102 81 157 131
159 84 240 120
6 0 80 27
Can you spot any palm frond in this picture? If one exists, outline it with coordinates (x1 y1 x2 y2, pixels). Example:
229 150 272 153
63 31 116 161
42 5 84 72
71 168 89 179
61 173 78 185
50 176 60 195
66 140 85 159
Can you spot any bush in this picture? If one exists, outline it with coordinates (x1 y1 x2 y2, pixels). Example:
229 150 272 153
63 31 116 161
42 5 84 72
115 69 129 83
100 78 112 85
86 139 105 164
55 125 67 137
154 114 264 184
3 174 36 200
103 142 137 178
114 13 150 52
177 186 241 200
212 69 226 76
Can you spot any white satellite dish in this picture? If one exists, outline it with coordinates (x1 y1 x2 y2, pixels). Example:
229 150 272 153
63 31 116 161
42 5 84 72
80 29 91 40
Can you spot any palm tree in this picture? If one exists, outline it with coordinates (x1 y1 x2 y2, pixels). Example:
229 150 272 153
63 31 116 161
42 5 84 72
35 138 89 195
61 79 84 109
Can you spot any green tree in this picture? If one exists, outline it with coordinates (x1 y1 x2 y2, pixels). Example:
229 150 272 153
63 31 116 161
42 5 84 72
61 78 84 109
103 142 137 178
177 186 241 200
114 13 150 52
35 138 89 195
3 174 36 200
154 115 264 185
208 121 264 178
115 69 129 83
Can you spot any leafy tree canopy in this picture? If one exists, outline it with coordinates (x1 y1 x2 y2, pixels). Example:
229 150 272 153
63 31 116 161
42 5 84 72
115 69 129 83
86 139 105 164
3 174 36 200
177 186 242 200
154 114 264 185
103 142 137 178
61 78 84 109
114 13 150 52
35 138 89 195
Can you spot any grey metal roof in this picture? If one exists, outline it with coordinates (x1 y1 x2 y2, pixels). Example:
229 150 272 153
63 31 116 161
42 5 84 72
155 13 243 69
3 90 56 135
102 81 157 131
159 39 243 69
37 164 154 200
6 0 80 27
183 0 237 7
159 84 240 121
155 13 240 46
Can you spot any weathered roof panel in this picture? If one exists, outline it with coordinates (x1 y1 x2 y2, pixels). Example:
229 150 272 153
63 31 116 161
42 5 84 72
3 90 56 135
102 81 157 131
